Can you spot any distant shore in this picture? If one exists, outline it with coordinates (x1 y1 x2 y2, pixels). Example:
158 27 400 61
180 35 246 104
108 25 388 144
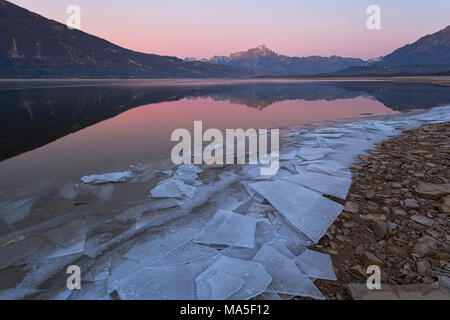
1 76 450 82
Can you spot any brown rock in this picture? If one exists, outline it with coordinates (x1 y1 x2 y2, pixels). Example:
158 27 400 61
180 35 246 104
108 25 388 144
416 260 431 276
404 199 420 209
412 236 437 256
372 221 387 240
361 251 383 267
415 183 450 200
359 214 387 222
365 189 376 200
391 207 407 216
410 215 434 227
410 150 430 156
329 241 338 250
349 265 366 278
344 201 359 214
439 195 450 214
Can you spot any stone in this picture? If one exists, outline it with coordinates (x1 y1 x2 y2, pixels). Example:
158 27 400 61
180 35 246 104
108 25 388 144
412 241 435 256
410 150 430 156
344 201 360 214
361 251 383 267
416 260 431 276
440 195 450 214
415 183 450 200
349 265 366 278
372 221 387 240
359 214 387 222
410 215 434 227
404 199 420 209
391 208 407 216
365 189 376 200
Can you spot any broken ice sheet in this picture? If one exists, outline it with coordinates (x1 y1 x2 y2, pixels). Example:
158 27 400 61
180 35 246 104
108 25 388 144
297 147 335 161
115 265 198 300
81 171 134 184
242 165 274 181
124 228 199 264
151 179 196 199
194 210 258 249
295 249 337 281
44 219 87 259
280 149 299 161
249 180 344 243
280 162 297 174
254 220 276 248
196 270 244 300
302 131 347 139
252 245 325 299
255 292 282 300
272 219 310 255
0 236 44 269
173 164 203 183
59 181 79 200
149 242 218 267
371 121 396 133
195 256 272 300
0 198 34 225
241 181 265 203
79 183 114 202
221 247 258 260
282 171 351 200
303 160 351 178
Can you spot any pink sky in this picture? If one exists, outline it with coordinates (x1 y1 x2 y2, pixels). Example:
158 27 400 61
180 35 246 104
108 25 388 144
9 0 450 59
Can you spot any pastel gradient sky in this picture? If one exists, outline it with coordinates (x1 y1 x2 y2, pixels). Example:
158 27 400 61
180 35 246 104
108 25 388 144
9 0 450 59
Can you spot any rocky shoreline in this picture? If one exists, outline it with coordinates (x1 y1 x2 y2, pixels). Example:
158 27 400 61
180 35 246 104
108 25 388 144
312 122 450 299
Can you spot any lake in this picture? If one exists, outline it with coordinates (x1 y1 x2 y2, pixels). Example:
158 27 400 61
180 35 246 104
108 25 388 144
1 79 450 299
1 79 450 192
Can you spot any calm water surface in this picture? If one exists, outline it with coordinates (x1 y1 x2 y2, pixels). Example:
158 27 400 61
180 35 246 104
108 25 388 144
1 79 450 191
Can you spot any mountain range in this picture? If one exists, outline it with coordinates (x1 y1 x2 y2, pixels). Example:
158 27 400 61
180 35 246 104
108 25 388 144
188 45 370 75
1 0 449 78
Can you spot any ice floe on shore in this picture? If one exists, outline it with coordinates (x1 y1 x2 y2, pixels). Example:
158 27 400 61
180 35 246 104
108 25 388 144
194 210 258 249
81 171 135 184
1 106 450 300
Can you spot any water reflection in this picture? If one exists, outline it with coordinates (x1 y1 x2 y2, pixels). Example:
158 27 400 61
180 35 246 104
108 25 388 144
0 80 449 164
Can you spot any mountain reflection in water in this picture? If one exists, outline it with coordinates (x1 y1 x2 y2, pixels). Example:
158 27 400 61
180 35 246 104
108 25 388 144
1 80 450 163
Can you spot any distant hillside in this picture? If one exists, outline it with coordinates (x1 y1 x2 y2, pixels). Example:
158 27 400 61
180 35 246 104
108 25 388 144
200 45 368 75
323 26 450 77
378 26 450 67
0 0 258 78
